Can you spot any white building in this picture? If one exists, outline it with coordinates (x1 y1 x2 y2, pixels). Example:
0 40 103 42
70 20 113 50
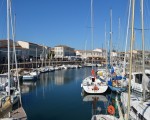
76 48 106 59
54 45 75 58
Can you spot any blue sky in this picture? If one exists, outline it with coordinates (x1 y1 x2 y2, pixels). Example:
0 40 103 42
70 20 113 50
0 0 150 51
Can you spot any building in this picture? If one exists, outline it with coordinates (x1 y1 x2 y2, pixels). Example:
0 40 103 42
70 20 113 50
0 39 23 63
0 40 51 63
54 45 75 58
17 41 51 61
76 48 106 59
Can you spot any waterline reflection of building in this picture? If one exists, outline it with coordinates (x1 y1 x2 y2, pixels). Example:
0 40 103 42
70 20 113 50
54 70 65 85
21 81 37 94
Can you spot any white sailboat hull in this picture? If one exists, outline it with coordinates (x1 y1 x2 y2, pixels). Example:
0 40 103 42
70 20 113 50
82 85 108 94
121 92 150 120
81 76 108 94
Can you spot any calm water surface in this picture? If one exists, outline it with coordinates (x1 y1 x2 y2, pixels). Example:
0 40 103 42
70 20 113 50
21 67 118 120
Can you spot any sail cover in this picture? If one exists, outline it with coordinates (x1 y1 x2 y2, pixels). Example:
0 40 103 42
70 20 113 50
142 73 150 92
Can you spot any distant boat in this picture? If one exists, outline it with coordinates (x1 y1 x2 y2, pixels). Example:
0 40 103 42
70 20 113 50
22 69 39 81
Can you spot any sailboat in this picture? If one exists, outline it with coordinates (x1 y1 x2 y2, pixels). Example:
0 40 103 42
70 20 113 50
96 10 127 93
120 0 150 120
81 0 108 94
106 9 127 93
0 0 17 118
0 0 27 119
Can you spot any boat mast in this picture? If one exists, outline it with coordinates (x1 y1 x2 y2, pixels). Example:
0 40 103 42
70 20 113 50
9 3 22 105
123 0 131 74
105 21 107 70
126 0 135 120
7 0 10 96
36 48 37 68
109 9 112 66
91 0 94 70
118 17 120 62
141 0 146 101
49 49 50 66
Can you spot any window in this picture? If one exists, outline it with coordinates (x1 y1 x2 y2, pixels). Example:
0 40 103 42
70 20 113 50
135 74 142 84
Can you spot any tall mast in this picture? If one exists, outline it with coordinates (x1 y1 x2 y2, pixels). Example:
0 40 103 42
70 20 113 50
118 17 120 48
118 17 120 62
10 2 22 105
126 0 135 119
110 9 112 65
141 0 145 101
105 21 107 70
7 0 10 96
36 48 37 68
123 0 131 74
91 0 94 70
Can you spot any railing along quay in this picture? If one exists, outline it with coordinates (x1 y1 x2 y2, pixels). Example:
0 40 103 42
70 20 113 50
0 60 84 73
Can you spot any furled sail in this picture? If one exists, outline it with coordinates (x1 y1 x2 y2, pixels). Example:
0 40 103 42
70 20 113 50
142 73 150 92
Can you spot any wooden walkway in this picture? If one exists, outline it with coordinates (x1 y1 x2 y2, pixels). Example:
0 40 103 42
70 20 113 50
11 107 27 120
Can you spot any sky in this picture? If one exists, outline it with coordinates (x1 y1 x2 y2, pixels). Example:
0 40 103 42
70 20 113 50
0 0 150 51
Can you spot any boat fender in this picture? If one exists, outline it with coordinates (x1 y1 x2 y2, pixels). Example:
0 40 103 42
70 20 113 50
107 105 115 115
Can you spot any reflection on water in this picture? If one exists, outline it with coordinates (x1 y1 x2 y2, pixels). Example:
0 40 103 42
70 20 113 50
21 67 112 120
81 90 120 119
54 70 66 85
21 81 37 94
82 93 108 116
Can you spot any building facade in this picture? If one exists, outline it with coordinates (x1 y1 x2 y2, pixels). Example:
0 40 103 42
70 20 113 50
0 40 51 63
76 48 106 59
54 45 75 58
17 41 51 61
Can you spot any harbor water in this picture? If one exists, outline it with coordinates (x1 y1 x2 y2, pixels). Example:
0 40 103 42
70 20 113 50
21 67 119 120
